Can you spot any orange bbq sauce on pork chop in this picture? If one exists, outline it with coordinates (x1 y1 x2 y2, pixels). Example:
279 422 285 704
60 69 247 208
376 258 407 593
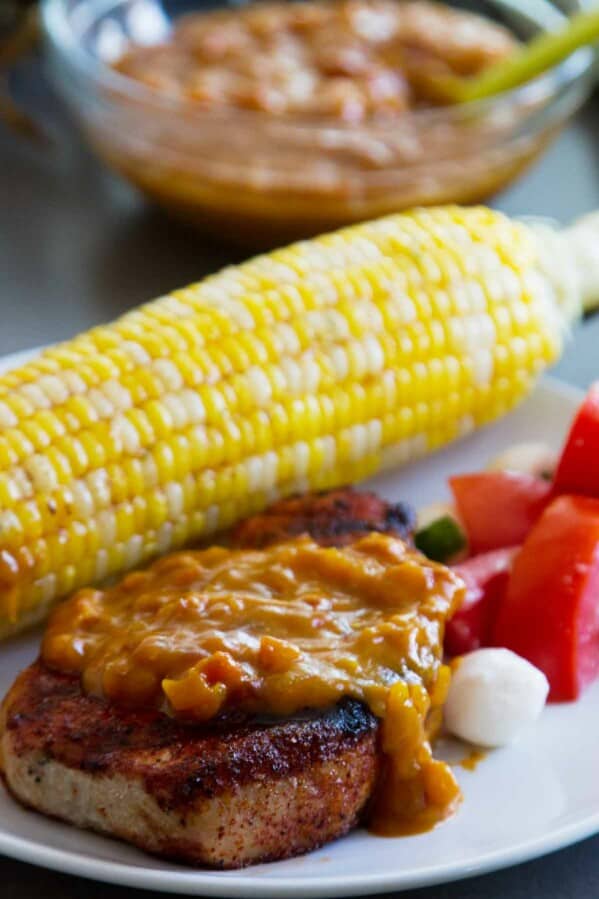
42 532 464 834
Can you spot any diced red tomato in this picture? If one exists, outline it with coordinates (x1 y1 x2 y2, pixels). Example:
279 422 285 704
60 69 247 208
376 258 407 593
445 547 518 657
449 471 552 554
553 384 599 498
493 495 599 702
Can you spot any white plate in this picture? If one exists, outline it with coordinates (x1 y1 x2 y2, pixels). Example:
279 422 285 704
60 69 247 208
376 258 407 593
0 348 597 898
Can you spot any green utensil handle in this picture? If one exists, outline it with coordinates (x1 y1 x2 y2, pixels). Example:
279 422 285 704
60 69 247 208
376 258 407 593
456 7 599 103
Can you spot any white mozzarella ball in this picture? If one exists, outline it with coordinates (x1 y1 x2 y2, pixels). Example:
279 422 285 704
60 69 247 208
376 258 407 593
444 648 549 748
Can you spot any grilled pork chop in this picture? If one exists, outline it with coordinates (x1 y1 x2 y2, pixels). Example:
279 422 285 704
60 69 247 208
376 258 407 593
232 488 415 548
1 663 379 867
0 489 411 868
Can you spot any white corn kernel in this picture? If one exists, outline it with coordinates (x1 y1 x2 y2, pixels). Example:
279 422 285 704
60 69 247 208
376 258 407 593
246 366 272 406
38 375 69 406
153 359 183 392
25 455 58 493
0 401 17 428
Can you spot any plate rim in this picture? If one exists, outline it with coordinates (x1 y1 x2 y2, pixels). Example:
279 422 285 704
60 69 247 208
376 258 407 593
0 811 598 898
0 346 592 896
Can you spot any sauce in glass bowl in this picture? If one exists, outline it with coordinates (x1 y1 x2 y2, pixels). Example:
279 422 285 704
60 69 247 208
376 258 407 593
112 0 517 121
42 0 595 246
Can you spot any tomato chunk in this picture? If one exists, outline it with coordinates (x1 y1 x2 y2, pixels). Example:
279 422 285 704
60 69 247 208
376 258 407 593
553 384 599 498
445 547 517 657
449 471 551 554
493 495 599 702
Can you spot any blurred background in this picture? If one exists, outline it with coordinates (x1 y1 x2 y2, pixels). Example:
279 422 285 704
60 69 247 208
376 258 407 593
1 0 599 372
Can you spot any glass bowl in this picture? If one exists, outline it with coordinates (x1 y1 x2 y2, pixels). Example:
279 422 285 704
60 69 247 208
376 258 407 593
42 0 595 247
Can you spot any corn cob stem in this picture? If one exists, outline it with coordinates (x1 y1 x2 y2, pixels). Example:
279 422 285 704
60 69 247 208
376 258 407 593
561 213 599 314
0 205 596 637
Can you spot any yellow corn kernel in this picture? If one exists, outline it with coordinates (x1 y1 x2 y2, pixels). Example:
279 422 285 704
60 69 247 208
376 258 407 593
0 206 572 635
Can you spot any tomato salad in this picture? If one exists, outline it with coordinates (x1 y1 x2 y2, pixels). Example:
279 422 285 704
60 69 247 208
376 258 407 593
416 384 599 704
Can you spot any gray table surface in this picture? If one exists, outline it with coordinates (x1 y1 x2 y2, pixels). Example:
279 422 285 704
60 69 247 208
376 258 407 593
1 60 599 899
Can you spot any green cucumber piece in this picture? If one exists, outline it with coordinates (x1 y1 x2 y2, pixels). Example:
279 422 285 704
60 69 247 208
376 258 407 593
415 515 467 563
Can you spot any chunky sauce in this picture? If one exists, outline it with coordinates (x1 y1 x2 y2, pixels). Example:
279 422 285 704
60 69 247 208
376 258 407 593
98 1 535 245
114 0 516 121
43 532 464 833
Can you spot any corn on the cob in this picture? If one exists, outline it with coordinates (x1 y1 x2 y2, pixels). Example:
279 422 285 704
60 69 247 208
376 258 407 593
1 205 597 638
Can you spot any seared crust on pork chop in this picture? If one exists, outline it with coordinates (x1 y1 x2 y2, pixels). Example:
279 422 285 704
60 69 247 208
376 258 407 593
231 488 415 548
0 662 379 867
